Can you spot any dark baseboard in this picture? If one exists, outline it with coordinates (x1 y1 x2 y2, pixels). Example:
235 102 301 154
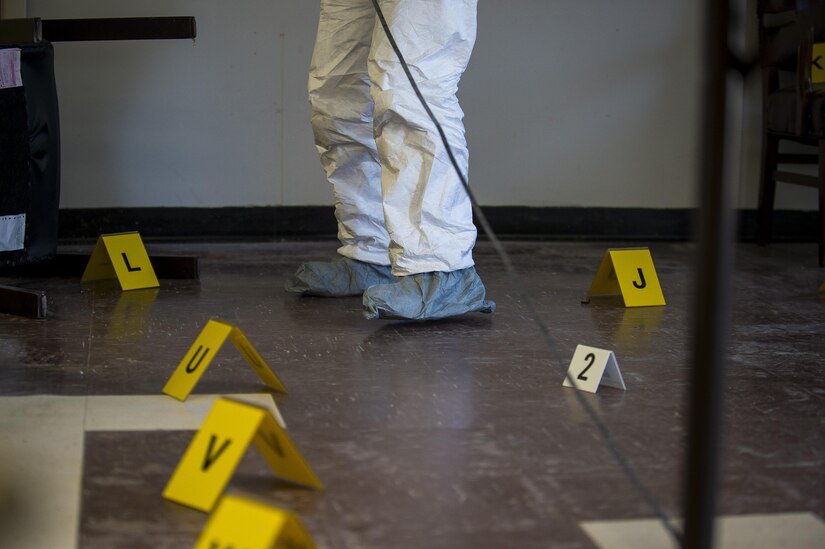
58 206 330 241
57 206 819 242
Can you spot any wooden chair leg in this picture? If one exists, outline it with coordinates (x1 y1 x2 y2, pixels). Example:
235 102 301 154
757 132 779 246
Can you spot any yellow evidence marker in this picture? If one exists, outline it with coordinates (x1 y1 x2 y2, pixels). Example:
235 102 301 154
813 43 825 84
819 280 825 293
194 495 317 549
162 319 287 401
586 248 666 307
163 398 323 513
81 232 159 291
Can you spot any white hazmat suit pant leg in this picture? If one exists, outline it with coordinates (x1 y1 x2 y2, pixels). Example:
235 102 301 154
293 0 494 320
309 0 478 275
308 0 390 268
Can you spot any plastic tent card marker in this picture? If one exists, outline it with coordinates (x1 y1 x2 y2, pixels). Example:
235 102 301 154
587 248 666 307
563 344 626 394
163 398 322 512
194 495 317 549
813 43 825 84
81 232 159 291
162 319 286 401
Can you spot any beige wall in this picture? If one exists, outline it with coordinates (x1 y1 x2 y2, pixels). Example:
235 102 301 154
1 0 28 19
24 0 817 211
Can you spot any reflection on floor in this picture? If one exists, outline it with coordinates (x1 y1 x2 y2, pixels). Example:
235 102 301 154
0 240 823 548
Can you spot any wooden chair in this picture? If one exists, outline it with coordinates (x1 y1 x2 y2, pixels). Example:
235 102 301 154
755 0 825 266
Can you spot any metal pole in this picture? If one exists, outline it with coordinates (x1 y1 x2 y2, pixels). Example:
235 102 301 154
683 0 736 547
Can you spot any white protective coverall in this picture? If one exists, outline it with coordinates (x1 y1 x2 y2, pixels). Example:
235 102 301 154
308 0 479 276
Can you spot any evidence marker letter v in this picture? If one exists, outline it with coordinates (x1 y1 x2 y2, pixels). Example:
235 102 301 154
203 435 232 471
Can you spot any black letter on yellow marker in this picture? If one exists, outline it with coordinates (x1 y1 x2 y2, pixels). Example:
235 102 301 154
236 344 262 370
281 539 306 549
203 435 232 471
209 541 238 549
258 431 286 458
632 268 647 289
186 345 210 373
121 252 142 273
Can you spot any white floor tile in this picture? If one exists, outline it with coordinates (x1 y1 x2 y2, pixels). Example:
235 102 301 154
0 396 86 549
84 393 284 431
581 512 825 549
0 393 283 549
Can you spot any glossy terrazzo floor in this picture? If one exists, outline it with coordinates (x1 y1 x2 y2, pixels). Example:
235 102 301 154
0 240 823 548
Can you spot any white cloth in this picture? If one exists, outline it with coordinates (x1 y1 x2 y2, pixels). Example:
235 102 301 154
0 48 22 89
308 0 478 276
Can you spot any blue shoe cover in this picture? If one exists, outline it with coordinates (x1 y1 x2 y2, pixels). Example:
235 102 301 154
362 266 495 320
285 256 396 297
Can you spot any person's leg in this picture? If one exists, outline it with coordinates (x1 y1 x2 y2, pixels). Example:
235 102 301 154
288 0 395 296
286 255 396 297
362 0 494 319
363 266 494 320
368 0 478 275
